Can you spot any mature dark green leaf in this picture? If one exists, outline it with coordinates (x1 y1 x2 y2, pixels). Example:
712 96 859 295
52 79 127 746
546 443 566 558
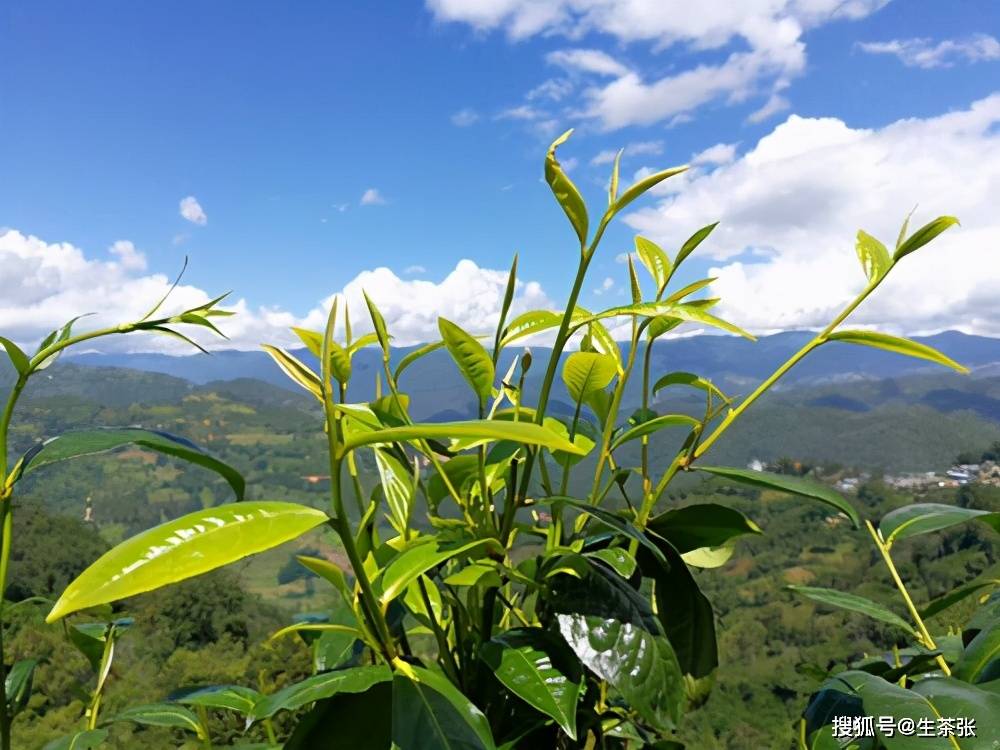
609 414 699 452
42 729 109 750
921 579 1000 620
439 317 495 400
827 331 968 374
4 658 37 717
788 586 916 636
675 222 719 270
285 683 392 750
392 665 496 749
15 427 244 499
647 503 762 555
0 336 29 375
251 664 391 721
909 677 1000 749
481 628 583 739
112 703 205 735
47 501 328 622
954 619 1000 684
638 542 718 707
880 503 1000 546
171 684 262 715
893 216 959 261
831 672 949 749
541 496 666 564
855 230 891 282
545 130 588 246
556 614 684 732
696 466 860 528
586 548 637 578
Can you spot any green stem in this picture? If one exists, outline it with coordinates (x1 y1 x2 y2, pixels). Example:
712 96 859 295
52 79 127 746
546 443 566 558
694 279 881 460
865 521 951 676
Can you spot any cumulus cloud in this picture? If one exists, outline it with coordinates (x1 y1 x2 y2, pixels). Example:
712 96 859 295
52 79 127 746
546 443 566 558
108 240 147 271
451 108 480 126
360 188 386 206
179 196 207 225
623 94 1000 336
859 34 1000 69
426 0 889 129
404 264 427 275
692 142 738 166
0 230 554 352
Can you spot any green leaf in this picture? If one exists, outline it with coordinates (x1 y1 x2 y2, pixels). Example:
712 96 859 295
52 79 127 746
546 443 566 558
652 371 729 404
696 466 860 528
374 448 416 536
626 255 642 303
634 236 671 294
893 215 959 261
5 658 37 717
261 345 323 400
394 340 446 381
112 703 205 736
586 548 637 578
855 230 891 282
342 420 586 456
480 628 584 739
556 613 683 732
42 729 109 750
545 129 588 246
439 317 495 400
47 501 328 622
172 684 263 715
541 496 667 565
910 677 1000 749
285 683 391 750
921 579 1000 620
669 303 754 340
561 351 617 403
788 586 917 636
827 330 968 374
292 327 352 384
880 503 1000 547
495 254 519 354
15 427 245 499
363 291 392 358
609 414 699 452
648 503 762 555
0 336 30 375
638 541 718 707
500 310 563 347
392 665 496 749
608 148 623 205
612 165 687 218
380 538 502 606
251 664 391 721
663 277 716 306
296 555 352 605
675 222 719 270
954 619 1000 684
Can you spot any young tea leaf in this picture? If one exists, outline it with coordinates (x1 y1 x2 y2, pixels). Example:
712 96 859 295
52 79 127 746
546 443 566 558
634 236 671 295
439 317 495 400
826 330 968 374
788 586 917 636
855 230 891 283
879 503 1000 547
561 352 617 403
545 129 588 246
893 215 959 261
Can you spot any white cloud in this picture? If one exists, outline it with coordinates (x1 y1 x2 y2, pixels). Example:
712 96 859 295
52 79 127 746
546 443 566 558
546 48 630 77
527 78 574 101
0 230 554 352
108 240 147 271
360 188 386 206
692 142 737 165
623 94 1000 336
594 276 615 295
451 108 480 126
859 34 1000 69
496 105 544 121
591 140 664 165
404 264 427 275
179 196 207 226
747 91 791 123
334 202 350 213
426 0 889 129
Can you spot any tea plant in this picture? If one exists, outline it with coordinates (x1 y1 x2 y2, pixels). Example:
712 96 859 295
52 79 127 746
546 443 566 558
22 132 970 748
793 505 1000 748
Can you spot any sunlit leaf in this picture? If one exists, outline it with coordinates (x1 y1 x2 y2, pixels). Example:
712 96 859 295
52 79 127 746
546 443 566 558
112 703 205 736
392 664 497 749
652 371 729 404
15 427 244 499
675 222 719 270
788 586 916 636
171 684 263 715
439 317 495 400
0 336 29 376
634 236 671 295
827 330 968 374
561 352 617 403
262 345 323 400
855 230 891 282
380 537 502 606
342 420 585 456
612 166 687 218
893 215 959 261
251 665 391 721
545 129 588 246
880 503 1000 547
47 501 328 622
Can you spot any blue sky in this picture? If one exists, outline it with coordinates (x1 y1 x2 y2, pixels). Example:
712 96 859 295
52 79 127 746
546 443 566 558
2 1 999 349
